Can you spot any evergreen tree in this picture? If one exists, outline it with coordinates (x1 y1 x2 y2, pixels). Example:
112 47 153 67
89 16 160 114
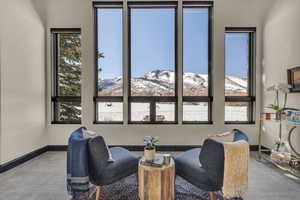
58 33 81 121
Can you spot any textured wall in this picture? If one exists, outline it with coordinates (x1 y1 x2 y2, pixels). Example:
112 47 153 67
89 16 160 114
42 0 273 146
0 0 46 164
262 0 300 153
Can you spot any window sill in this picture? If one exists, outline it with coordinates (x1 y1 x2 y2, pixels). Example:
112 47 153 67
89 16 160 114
93 121 123 125
128 121 178 125
225 121 255 125
51 121 81 125
182 121 213 125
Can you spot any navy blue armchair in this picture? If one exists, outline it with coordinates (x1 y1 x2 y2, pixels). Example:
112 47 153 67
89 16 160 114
88 136 140 200
174 129 249 200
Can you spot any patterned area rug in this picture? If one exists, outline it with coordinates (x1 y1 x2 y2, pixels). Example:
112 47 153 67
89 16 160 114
73 175 243 200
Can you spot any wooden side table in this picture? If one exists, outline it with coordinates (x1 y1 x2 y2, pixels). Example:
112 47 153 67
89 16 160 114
138 154 175 200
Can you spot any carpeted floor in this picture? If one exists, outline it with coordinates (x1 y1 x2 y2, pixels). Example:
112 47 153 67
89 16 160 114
0 152 300 200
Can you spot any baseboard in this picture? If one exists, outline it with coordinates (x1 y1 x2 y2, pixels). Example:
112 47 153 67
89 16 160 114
47 145 261 152
250 145 259 151
47 145 67 151
46 145 202 152
0 146 48 174
111 145 203 151
0 144 267 174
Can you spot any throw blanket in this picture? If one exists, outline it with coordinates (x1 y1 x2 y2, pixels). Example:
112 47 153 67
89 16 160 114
210 131 250 199
67 127 90 198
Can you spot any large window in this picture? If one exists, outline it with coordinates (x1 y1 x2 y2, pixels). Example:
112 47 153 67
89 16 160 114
94 1 213 124
225 28 256 123
51 28 81 124
95 7 123 123
182 6 212 123
129 7 177 124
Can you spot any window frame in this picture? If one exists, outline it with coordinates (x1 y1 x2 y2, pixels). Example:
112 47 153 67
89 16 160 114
93 4 124 124
93 1 214 125
182 3 213 124
51 28 82 124
224 27 256 124
128 4 178 124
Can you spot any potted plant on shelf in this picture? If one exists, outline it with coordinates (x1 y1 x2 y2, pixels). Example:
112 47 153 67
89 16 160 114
143 136 159 162
266 83 298 152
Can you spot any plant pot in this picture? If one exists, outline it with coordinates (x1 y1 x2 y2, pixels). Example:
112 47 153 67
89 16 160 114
144 148 156 162
275 112 281 120
275 140 286 152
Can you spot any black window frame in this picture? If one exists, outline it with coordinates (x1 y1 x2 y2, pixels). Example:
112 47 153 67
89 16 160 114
93 1 214 125
93 4 124 124
51 28 82 124
128 3 178 124
182 2 213 124
224 27 256 124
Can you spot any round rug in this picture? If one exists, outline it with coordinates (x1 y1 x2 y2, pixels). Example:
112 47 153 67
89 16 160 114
73 175 229 200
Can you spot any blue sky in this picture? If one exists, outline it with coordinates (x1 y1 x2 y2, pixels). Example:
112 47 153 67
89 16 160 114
98 8 248 79
225 33 249 78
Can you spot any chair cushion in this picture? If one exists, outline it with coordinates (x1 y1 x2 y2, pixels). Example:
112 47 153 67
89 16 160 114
90 147 140 186
83 129 115 162
233 129 249 142
175 148 220 191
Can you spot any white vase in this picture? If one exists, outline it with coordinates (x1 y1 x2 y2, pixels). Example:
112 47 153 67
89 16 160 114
275 140 286 152
144 148 156 162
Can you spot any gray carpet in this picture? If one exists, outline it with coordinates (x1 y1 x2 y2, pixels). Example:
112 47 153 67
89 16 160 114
0 152 300 200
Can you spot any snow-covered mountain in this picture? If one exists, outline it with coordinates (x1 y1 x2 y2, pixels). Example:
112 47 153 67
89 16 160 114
98 70 247 96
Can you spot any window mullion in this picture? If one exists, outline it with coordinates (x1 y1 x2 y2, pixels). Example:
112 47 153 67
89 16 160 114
150 101 156 122
123 0 129 125
177 0 183 124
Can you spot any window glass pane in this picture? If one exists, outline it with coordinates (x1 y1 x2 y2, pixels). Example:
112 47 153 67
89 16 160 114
56 101 81 121
131 103 150 121
225 33 249 96
225 102 248 121
130 8 175 96
97 102 123 122
58 33 81 96
156 102 175 121
97 8 123 96
183 102 208 121
183 8 209 96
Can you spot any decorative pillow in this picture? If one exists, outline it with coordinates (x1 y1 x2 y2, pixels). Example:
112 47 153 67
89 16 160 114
82 129 97 138
82 128 115 163
209 131 235 143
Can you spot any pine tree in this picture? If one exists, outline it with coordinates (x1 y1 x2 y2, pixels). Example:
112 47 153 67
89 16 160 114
58 33 81 121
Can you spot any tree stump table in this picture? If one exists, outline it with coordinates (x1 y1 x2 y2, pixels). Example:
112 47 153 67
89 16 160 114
138 154 175 200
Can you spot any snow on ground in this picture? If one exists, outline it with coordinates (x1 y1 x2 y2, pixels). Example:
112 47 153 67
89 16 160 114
97 103 247 122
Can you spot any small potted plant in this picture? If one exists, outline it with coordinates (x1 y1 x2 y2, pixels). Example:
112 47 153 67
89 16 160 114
143 136 159 162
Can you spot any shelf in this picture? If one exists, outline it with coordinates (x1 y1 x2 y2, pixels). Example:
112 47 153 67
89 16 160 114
260 118 281 123
286 120 300 126
260 154 300 179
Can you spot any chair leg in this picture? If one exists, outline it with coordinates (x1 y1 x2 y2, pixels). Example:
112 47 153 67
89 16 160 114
208 191 217 200
95 186 102 200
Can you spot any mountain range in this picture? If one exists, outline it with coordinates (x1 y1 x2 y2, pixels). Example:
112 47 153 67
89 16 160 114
98 70 248 96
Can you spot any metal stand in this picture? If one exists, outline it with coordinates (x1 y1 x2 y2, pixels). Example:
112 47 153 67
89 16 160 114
258 113 300 179
287 126 300 158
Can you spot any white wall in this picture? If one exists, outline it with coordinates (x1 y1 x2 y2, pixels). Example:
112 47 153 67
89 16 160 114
262 0 300 152
43 0 274 146
0 0 46 164
2 0 297 164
